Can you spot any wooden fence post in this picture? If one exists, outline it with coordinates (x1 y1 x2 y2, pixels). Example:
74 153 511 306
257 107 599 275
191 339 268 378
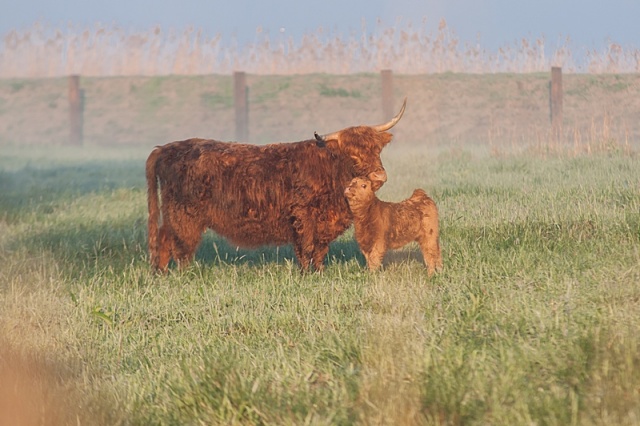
550 66 563 131
234 71 249 142
68 75 83 146
381 69 394 121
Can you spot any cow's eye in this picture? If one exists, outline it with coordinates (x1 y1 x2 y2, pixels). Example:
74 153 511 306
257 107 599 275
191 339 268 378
361 184 367 189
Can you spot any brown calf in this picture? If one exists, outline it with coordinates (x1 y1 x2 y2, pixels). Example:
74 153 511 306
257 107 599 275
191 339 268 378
344 177 443 275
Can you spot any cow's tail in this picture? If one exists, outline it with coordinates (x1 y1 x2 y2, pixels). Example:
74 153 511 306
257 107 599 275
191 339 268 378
145 147 162 269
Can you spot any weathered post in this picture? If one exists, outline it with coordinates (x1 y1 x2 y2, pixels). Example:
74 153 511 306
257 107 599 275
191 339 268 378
68 75 83 146
381 69 394 121
234 71 249 142
550 66 563 131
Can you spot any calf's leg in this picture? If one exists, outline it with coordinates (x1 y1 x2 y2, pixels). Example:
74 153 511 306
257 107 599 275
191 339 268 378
363 241 386 271
418 205 443 276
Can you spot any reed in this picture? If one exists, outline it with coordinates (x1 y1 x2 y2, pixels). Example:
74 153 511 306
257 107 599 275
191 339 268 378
2 20 639 77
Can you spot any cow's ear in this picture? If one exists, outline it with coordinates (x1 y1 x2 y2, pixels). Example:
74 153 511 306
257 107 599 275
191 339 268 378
323 139 340 151
316 139 340 151
377 132 393 147
370 179 384 192
314 131 341 150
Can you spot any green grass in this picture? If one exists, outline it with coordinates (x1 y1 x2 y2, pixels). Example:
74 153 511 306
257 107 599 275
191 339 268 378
1 145 639 425
318 84 362 98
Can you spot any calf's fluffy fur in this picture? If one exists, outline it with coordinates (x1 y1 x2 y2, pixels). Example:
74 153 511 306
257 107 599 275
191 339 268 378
344 177 443 274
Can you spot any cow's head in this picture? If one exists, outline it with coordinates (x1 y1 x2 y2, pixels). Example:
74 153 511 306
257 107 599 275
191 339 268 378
314 98 406 191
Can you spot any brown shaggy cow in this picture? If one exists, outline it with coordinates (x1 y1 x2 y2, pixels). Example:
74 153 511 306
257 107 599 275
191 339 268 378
344 176 443 275
146 100 406 272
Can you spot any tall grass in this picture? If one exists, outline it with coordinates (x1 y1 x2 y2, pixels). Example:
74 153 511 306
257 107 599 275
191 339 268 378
2 19 639 77
1 145 639 424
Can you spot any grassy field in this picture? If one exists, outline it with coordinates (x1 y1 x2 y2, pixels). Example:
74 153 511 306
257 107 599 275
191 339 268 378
1 143 639 425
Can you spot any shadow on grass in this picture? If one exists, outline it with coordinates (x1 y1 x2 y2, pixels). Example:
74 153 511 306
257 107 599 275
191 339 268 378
2 158 430 273
192 231 366 270
9 213 366 275
2 159 370 273
0 160 145 223
12 200 640 278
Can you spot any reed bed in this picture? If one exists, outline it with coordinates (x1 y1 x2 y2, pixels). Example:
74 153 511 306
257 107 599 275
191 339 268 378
2 19 639 78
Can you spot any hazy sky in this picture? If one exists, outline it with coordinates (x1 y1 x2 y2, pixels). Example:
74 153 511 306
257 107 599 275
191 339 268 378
2 0 639 51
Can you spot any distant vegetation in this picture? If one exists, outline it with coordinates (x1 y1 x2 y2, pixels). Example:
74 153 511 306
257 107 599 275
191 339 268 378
1 19 639 77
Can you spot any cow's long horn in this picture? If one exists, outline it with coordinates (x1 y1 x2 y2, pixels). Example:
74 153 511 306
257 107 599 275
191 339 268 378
315 97 406 143
372 97 407 132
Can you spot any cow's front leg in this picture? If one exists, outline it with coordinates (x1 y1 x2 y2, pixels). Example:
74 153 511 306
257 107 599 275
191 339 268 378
311 243 329 272
292 239 315 272
291 213 319 272
291 228 313 272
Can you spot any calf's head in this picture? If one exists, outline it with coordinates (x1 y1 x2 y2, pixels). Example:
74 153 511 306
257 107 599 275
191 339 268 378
314 98 406 191
344 177 376 204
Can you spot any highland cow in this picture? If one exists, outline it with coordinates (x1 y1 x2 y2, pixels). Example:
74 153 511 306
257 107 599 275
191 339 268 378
146 100 406 272
344 176 443 275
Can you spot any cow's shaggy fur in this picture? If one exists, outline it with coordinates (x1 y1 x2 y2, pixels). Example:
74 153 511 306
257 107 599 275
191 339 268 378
344 177 443 275
146 105 406 272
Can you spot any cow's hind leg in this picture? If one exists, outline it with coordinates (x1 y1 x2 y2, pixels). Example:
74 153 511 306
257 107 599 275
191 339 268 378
160 210 204 270
171 217 204 268
156 224 173 272
156 223 200 271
